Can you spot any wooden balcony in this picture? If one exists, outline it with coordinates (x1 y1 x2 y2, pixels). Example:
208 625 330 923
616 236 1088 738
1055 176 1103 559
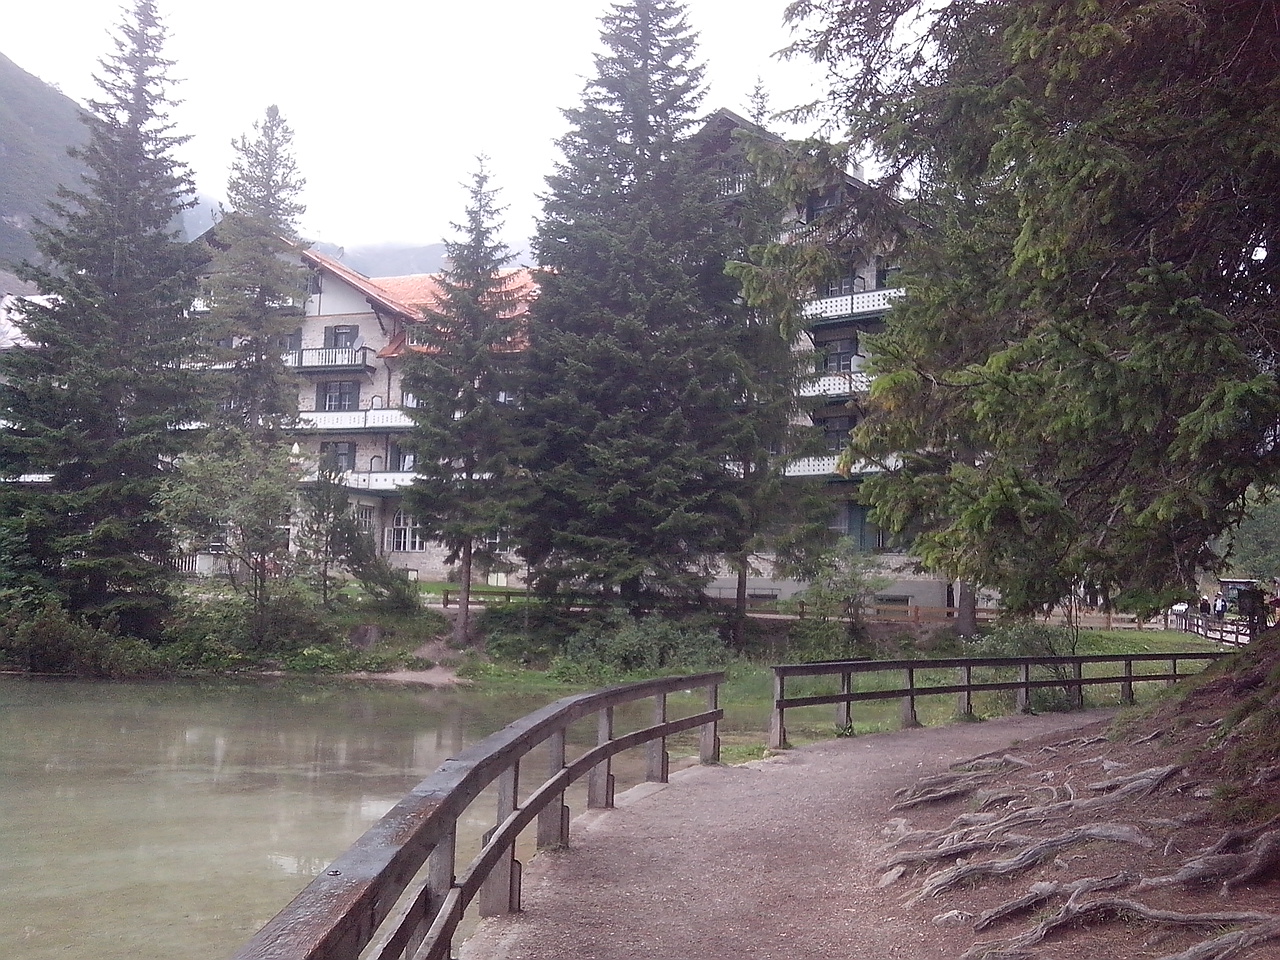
297 408 414 431
283 346 376 372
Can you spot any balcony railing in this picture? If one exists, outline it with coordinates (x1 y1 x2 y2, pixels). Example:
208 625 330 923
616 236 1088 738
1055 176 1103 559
297 408 415 430
342 470 416 491
283 346 376 371
784 456 884 478
802 287 903 321
798 371 871 398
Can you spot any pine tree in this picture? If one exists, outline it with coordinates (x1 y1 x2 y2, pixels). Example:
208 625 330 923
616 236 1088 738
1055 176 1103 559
785 0 1280 613
162 106 309 640
401 161 525 644
518 0 750 608
0 1 206 637
202 104 307 433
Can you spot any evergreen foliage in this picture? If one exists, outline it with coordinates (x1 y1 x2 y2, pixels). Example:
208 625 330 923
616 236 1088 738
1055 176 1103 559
0 1 206 637
201 104 307 433
401 162 525 644
519 0 753 608
783 0 1280 614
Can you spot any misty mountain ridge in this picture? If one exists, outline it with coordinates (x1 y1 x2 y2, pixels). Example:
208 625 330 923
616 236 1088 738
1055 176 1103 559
0 51 470 281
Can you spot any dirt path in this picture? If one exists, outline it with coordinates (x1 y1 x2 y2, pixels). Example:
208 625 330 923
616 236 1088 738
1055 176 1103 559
461 710 1117 960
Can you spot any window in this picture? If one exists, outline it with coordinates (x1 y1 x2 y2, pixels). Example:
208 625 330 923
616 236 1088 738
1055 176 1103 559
387 509 428 552
319 441 357 471
829 501 889 552
318 380 360 411
825 274 863 298
280 327 302 352
820 337 859 373
353 504 375 534
820 415 855 452
324 324 360 349
806 191 841 223
875 257 901 290
390 443 415 472
401 391 418 409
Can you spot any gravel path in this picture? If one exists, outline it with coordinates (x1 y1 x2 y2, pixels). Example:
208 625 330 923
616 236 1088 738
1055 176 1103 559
461 709 1116 960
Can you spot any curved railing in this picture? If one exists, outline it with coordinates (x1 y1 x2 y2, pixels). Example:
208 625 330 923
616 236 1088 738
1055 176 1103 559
231 672 723 960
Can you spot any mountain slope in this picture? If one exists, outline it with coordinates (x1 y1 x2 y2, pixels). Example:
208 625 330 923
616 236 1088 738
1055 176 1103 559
0 52 87 269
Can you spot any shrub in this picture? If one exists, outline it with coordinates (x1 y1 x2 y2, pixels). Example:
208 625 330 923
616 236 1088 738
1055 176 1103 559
547 613 728 683
0 601 169 678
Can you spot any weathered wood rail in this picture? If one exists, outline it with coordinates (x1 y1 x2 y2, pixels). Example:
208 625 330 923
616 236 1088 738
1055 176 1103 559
1173 612 1252 646
769 653 1231 749
232 672 723 960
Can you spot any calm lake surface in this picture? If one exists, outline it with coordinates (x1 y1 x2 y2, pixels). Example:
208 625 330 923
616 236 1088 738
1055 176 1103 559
0 675 569 960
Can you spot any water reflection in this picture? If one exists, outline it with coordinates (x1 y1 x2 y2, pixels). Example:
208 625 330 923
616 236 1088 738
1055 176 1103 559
0 676 551 960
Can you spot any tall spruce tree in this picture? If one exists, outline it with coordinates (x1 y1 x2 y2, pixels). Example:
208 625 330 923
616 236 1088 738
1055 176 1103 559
518 0 750 607
0 1 205 637
161 106 308 641
203 104 307 433
401 162 524 644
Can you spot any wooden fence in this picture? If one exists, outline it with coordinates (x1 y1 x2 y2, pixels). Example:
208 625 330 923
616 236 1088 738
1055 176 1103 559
769 652 1231 749
1172 612 1252 646
231 672 723 960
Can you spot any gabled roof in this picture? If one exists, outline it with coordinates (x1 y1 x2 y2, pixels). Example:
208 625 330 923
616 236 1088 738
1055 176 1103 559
374 268 538 321
300 248 421 323
369 268 538 359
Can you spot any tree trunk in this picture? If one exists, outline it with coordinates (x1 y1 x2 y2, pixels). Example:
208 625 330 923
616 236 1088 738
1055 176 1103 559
733 559 748 648
454 540 472 646
956 580 978 637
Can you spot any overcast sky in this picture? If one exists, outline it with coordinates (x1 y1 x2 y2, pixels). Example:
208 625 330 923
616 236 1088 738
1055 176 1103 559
4 0 834 257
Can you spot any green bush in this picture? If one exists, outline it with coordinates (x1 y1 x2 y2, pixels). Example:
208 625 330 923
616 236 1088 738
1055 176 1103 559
785 618 865 663
478 603 586 665
547 614 728 683
0 602 169 678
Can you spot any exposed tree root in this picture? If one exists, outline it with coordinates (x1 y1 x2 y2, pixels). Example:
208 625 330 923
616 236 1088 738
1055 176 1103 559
1137 829 1280 896
1156 918 1280 960
914 823 1152 899
959 897 1279 960
891 771 1002 810
884 733 1280 960
970 872 1136 931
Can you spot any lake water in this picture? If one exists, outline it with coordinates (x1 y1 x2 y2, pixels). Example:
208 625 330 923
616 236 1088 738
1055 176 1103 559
0 676 567 960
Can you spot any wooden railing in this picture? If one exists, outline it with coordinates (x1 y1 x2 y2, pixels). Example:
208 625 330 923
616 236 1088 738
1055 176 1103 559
1173 612 1253 646
231 672 723 960
769 653 1230 749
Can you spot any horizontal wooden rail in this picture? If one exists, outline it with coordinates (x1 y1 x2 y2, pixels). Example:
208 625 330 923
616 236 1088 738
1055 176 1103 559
769 653 1231 749
232 672 723 960
1173 612 1252 646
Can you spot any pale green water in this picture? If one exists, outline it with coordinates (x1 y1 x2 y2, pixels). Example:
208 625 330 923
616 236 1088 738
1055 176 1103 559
0 676 558 960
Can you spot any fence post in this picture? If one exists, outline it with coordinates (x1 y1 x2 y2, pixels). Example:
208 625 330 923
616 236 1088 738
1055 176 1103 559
957 664 974 719
837 671 853 731
1121 658 1135 705
588 707 615 808
1016 662 1032 713
536 729 570 850
900 667 921 728
1070 660 1084 710
700 681 720 763
648 692 669 782
407 825 456 959
479 763 520 916
769 671 788 750
1167 657 1180 689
